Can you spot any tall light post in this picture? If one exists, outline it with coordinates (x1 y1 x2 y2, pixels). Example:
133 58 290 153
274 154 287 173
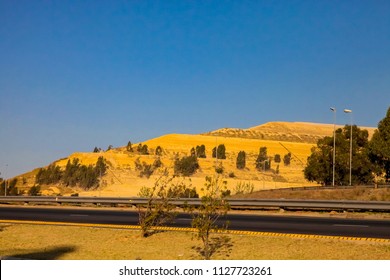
330 107 336 186
344 109 353 186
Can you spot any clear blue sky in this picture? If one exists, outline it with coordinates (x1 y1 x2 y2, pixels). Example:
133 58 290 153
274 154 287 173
1 0 390 178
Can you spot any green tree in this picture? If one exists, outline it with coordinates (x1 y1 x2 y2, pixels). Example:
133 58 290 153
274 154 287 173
283 153 292 166
190 176 230 260
304 125 374 185
155 146 163 156
274 154 281 163
255 147 271 170
126 141 134 152
36 164 63 185
212 147 216 158
212 144 226 159
190 147 196 157
368 107 390 182
137 175 192 237
196 145 206 158
137 144 149 155
63 159 81 186
236 151 246 169
1 178 18 196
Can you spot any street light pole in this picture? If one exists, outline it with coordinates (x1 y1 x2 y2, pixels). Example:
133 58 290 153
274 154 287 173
344 109 353 186
330 107 336 186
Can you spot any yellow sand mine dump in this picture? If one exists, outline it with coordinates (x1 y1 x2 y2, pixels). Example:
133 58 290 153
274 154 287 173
34 133 314 196
15 122 376 197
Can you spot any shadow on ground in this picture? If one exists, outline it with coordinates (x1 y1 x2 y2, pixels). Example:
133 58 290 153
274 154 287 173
5 246 77 260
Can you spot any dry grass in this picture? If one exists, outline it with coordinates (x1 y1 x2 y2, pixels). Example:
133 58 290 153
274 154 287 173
0 223 389 260
234 187 390 201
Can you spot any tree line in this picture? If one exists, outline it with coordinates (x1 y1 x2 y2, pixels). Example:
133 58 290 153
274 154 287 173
35 156 108 190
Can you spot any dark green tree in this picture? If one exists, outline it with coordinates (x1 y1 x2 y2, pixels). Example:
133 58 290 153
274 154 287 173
217 144 226 159
36 164 63 185
137 144 149 155
368 107 390 182
283 153 292 166
255 147 270 170
126 141 134 152
236 151 246 169
212 144 226 159
196 145 206 158
304 125 374 185
274 154 281 163
190 147 196 157
155 146 163 156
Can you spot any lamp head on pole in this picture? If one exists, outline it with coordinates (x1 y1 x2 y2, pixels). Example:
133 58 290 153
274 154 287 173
344 109 352 113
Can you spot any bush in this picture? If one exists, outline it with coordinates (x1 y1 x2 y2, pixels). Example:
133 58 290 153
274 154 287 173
28 185 41 196
137 144 149 155
234 181 254 195
174 155 200 176
215 163 224 174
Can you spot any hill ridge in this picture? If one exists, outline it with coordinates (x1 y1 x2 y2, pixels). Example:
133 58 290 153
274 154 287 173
202 121 376 143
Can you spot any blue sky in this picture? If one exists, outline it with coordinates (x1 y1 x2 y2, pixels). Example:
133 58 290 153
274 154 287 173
1 0 390 178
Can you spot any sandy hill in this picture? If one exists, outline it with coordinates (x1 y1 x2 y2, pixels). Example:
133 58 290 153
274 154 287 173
203 122 376 143
13 122 376 197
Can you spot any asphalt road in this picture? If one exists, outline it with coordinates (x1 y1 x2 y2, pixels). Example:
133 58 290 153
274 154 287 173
0 206 389 239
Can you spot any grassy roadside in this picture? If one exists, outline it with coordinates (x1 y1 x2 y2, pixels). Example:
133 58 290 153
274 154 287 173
1 223 389 260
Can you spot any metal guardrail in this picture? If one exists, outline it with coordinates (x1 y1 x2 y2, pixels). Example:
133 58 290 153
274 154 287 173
0 196 389 211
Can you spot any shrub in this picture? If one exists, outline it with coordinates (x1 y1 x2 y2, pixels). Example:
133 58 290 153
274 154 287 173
215 163 224 174
28 185 41 196
234 181 254 195
174 155 200 176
